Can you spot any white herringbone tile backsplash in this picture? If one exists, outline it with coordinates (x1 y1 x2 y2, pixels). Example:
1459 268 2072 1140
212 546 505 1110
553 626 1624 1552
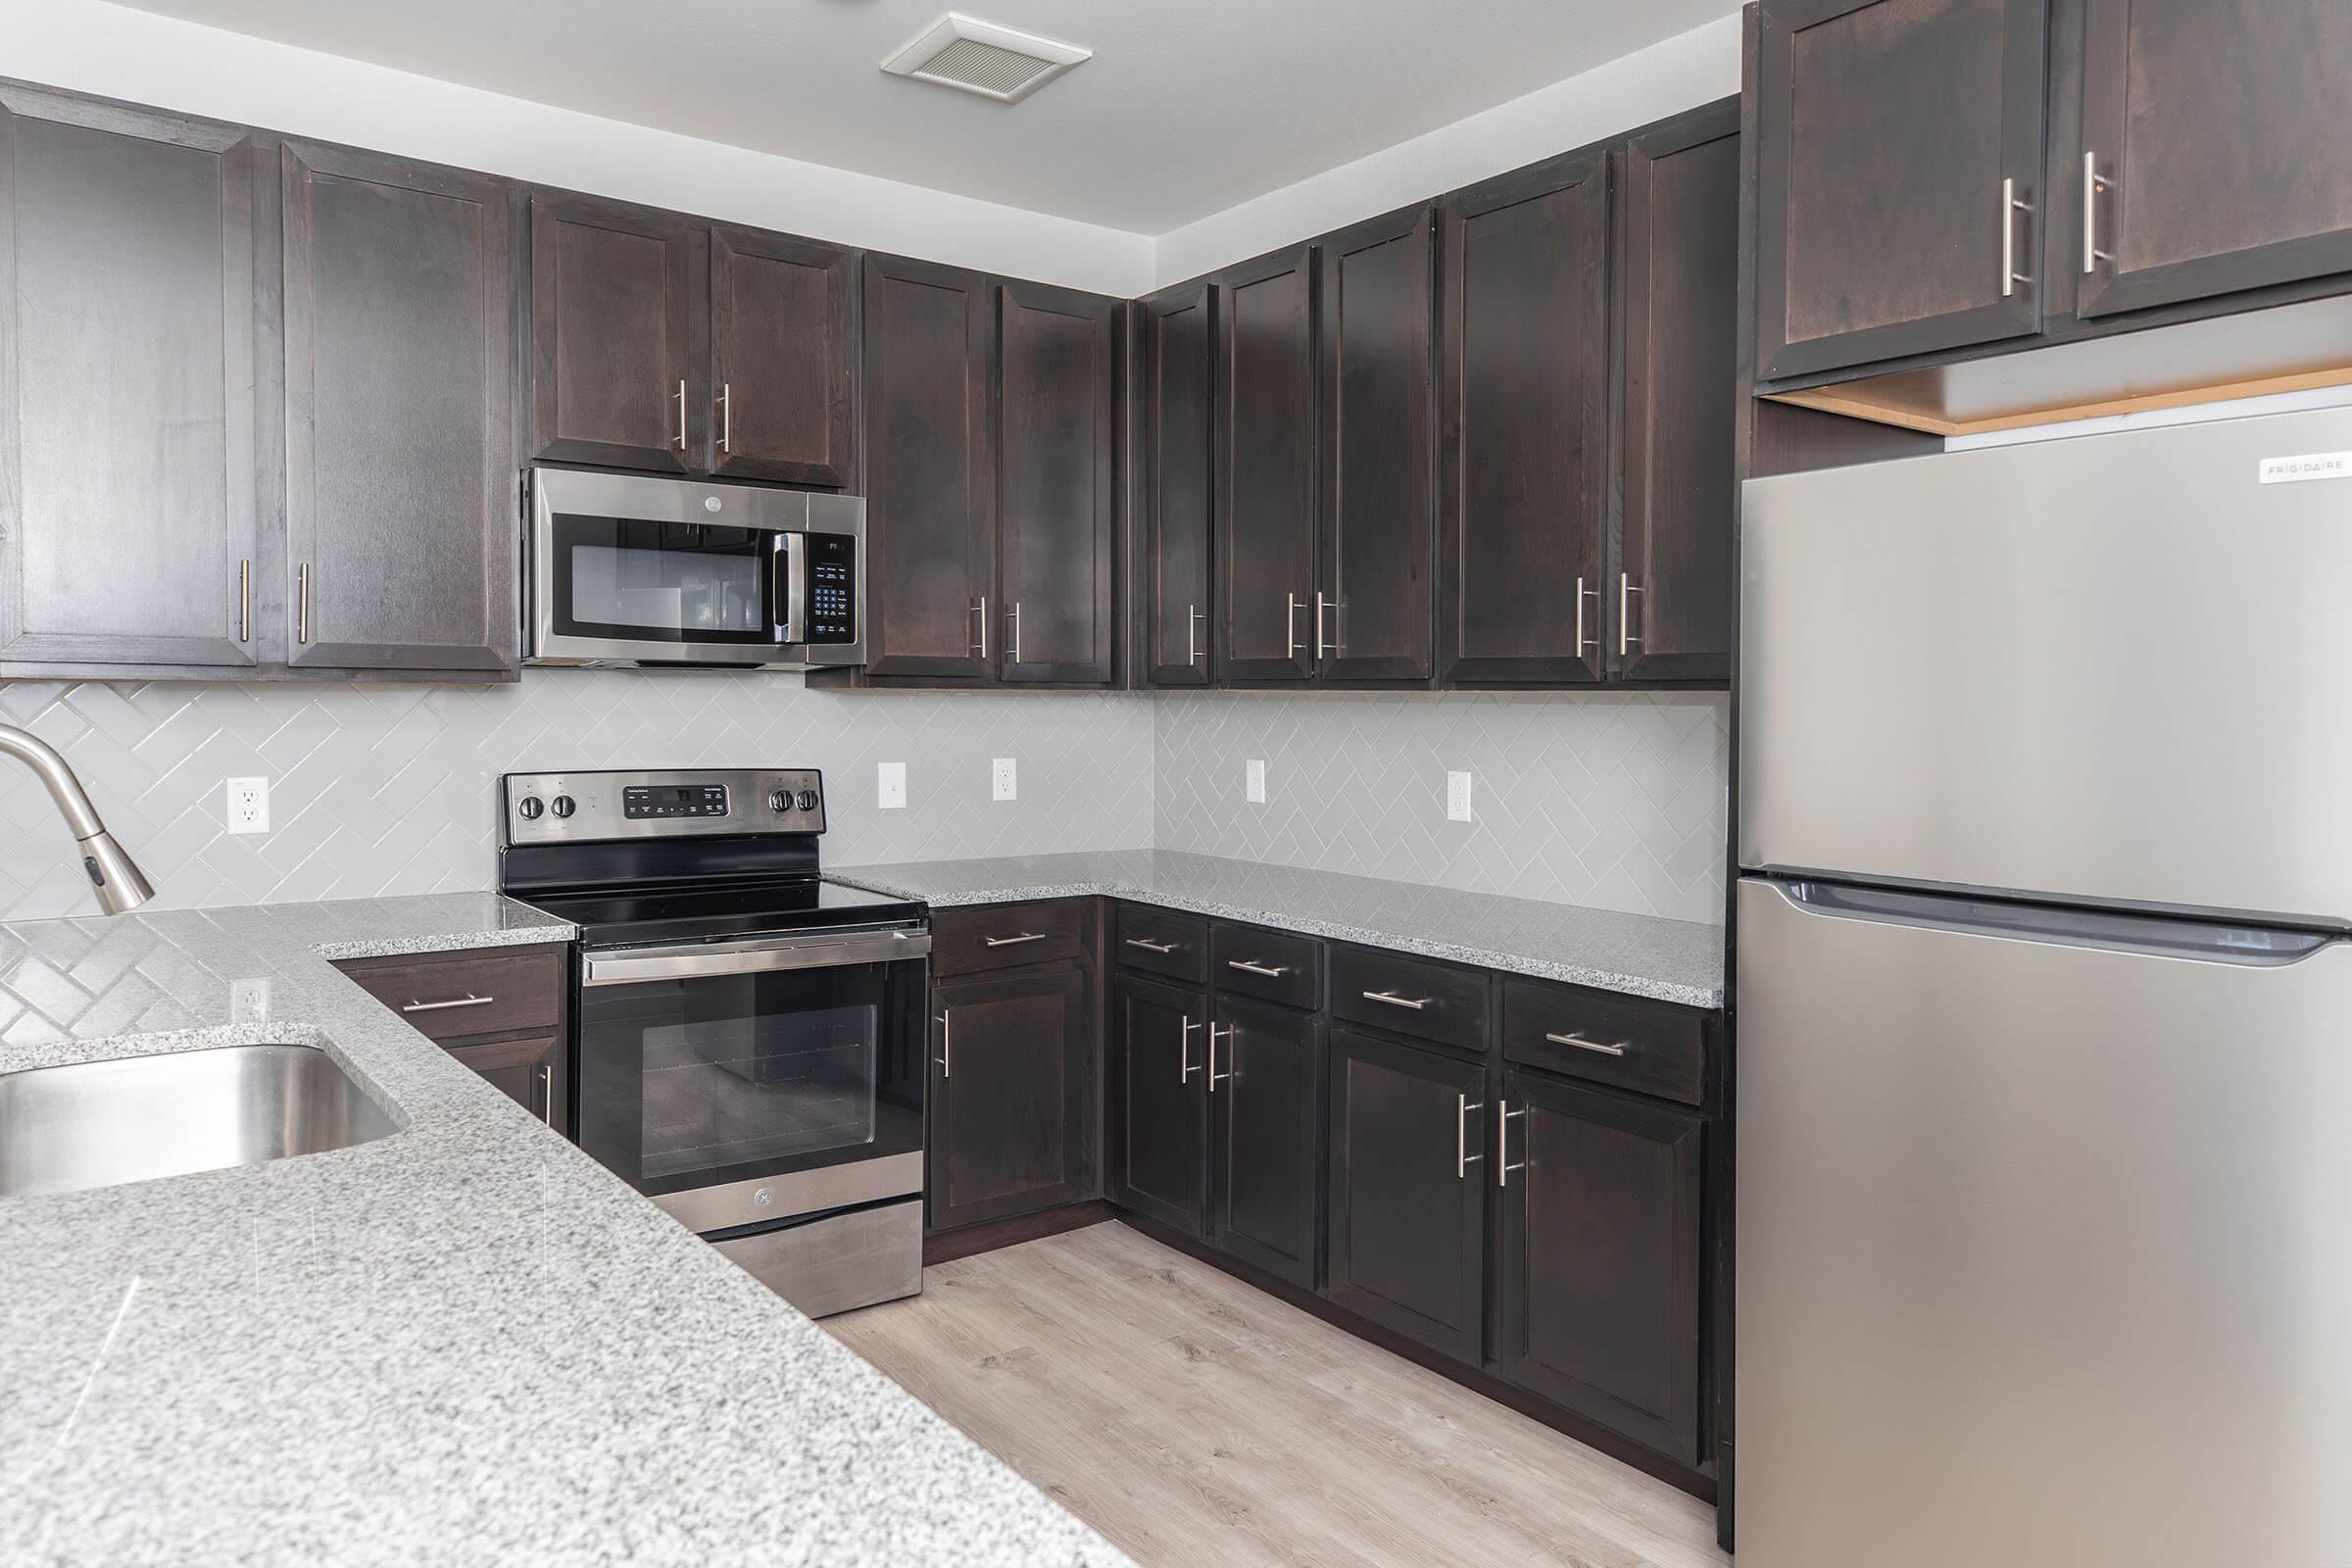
1153 690 1730 924
0 675 1728 925
0 674 1153 922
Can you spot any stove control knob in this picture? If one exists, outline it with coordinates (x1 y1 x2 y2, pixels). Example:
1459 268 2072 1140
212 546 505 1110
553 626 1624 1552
796 789 820 813
550 795 575 819
769 790 794 813
516 796 545 821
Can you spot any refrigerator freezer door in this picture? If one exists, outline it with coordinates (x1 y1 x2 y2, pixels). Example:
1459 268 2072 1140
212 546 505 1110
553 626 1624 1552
1740 406 2352 925
1736 877 2352 1568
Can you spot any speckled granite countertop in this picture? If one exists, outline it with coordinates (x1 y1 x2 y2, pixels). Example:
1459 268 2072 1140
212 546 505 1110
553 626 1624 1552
827 851 1725 1009
0 893 1127 1568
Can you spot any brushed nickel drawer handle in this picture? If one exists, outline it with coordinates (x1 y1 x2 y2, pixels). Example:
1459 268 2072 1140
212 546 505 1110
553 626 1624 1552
1362 989 1429 1010
983 932 1047 948
1545 1030 1628 1057
1124 936 1180 955
1228 958 1291 978
403 994 494 1013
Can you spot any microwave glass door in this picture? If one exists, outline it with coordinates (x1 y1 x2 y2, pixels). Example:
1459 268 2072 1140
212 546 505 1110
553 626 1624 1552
548 514 779 646
574 953 924 1200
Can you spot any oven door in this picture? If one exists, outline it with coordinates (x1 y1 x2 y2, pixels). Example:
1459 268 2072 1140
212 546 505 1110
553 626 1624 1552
573 925 929 1232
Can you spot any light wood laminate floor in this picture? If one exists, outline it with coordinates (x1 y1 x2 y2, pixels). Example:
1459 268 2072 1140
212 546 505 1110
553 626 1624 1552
825 1221 1730 1568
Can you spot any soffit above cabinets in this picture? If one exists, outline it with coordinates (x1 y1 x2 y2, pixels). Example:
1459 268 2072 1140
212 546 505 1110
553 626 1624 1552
104 0 1738 232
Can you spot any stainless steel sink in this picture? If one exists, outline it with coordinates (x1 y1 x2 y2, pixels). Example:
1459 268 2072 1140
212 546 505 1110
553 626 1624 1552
0 1043 400 1198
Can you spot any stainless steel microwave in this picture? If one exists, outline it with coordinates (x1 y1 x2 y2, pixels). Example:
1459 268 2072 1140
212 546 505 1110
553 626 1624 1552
524 466 864 669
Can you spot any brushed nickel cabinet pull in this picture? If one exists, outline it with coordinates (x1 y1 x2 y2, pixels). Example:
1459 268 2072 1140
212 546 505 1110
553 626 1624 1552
1619 573 1642 655
535 1062 555 1126
237 559 251 643
718 382 732 452
2082 151 2114 274
1180 1016 1201 1082
1456 1094 1485 1178
1124 936 1179 955
1008 601 1022 664
296 564 311 645
673 378 688 450
1187 604 1204 664
1361 989 1429 1011
1497 1101 1527 1188
1286 591 1301 660
402 994 494 1014
1315 591 1339 658
1209 1023 1233 1090
971 596 990 661
1545 1029 1629 1057
982 932 1046 948
936 1010 952 1079
1227 958 1291 978
1575 575 1599 657
2001 178 2034 297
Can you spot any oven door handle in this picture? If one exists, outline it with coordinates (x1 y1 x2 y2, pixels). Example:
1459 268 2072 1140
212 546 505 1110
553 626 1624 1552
582 927 930 986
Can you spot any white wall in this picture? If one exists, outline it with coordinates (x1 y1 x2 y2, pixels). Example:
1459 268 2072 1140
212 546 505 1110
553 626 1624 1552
1152 12 1743 286
6 0 1155 296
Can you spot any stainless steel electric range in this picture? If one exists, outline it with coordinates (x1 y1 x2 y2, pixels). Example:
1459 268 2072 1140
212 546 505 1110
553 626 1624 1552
497 767 929 1318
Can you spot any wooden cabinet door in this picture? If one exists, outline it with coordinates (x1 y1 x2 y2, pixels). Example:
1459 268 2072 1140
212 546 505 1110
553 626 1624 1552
1616 101 1740 684
1438 147 1609 686
708 225 855 484
1141 282 1215 686
1217 244 1318 683
860 253 997 680
1754 0 2049 379
1325 1026 1486 1363
444 1033 566 1138
1209 995 1322 1289
2075 0 2352 318
281 141 517 674
929 965 1092 1231
1318 206 1436 683
1497 1068 1704 1463
0 86 264 672
997 278 1116 684
1107 973 1209 1236
527 191 697 470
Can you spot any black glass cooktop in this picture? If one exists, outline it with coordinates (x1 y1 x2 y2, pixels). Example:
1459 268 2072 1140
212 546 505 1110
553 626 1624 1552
512 876 922 949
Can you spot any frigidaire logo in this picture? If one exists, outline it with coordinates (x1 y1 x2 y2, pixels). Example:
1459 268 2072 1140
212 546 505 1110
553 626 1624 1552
2257 451 2352 485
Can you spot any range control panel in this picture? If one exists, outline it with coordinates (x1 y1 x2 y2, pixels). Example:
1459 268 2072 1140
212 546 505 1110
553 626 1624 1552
502 769 824 844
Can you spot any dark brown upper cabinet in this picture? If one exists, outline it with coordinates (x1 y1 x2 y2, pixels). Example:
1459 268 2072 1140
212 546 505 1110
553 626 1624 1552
929 963 1094 1231
1139 282 1216 686
1496 1067 1704 1464
996 279 1117 684
1754 0 2050 380
1439 147 1611 686
527 191 698 470
1615 100 1740 684
2072 0 2352 320
1318 206 1437 683
1217 243 1319 683
281 140 518 674
0 86 266 674
859 253 997 681
707 225 856 484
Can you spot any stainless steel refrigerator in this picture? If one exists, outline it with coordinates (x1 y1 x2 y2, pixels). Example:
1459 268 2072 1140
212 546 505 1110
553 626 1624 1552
1736 407 2352 1568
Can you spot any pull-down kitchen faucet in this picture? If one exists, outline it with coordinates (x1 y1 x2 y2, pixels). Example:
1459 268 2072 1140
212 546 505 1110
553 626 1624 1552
0 724 154 914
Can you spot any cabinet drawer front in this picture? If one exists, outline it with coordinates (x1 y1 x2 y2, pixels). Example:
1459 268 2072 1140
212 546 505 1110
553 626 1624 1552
1502 979 1706 1106
1209 921 1321 1009
338 946 565 1044
930 900 1089 976
1114 902 1208 983
1328 946 1488 1054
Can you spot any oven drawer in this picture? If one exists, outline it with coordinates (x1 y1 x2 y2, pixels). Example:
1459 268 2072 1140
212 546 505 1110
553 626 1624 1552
1328 945 1489 1054
1501 979 1708 1106
931 900 1090 976
1210 921 1321 1009
336 945 566 1044
709 1198 923 1319
1115 902 1208 983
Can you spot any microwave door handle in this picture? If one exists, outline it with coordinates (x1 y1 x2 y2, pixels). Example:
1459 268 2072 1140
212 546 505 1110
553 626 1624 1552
775 531 806 646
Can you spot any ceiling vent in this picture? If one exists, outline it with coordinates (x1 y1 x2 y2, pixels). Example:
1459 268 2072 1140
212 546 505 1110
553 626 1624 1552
880 13 1092 104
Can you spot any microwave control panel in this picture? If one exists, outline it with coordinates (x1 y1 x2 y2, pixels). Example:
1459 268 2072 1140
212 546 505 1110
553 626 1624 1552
804 534 857 645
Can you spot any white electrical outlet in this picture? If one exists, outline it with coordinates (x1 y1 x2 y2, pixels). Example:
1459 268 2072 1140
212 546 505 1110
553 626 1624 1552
1446 770 1474 823
992 757 1017 802
1246 759 1267 804
225 776 270 835
230 978 272 1024
877 762 906 810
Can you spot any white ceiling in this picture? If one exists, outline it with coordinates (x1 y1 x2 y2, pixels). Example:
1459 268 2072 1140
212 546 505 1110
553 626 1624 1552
110 0 1736 233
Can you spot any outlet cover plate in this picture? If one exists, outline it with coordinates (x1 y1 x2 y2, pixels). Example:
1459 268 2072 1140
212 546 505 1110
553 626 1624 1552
877 762 906 809
226 776 270 835
1246 760 1267 805
1446 770 1474 823
992 757 1017 802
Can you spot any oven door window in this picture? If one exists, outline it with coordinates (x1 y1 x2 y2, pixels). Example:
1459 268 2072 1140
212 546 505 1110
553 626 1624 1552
549 513 778 645
574 957 923 1198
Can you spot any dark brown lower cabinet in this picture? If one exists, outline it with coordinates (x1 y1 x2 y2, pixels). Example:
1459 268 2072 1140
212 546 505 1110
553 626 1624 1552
1208 995 1321 1289
445 1033 566 1136
1106 973 1209 1234
927 963 1092 1231
1325 1025 1487 1363
1497 1066 1704 1462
